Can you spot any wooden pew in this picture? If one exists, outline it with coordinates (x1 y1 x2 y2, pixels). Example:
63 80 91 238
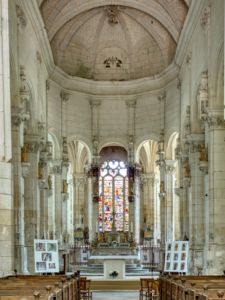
160 275 225 300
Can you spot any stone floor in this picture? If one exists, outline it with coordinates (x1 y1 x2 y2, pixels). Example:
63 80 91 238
92 291 139 300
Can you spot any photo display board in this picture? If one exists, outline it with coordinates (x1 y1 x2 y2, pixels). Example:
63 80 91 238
164 241 189 273
34 239 59 273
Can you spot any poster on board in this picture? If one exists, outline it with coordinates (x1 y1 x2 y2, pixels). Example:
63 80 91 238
164 241 189 273
34 239 59 273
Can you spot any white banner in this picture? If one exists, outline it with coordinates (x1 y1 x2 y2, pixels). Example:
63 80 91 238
34 239 59 273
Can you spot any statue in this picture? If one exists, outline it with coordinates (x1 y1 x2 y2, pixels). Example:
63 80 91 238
21 143 29 162
48 175 52 190
38 161 44 179
63 179 68 193
199 144 208 161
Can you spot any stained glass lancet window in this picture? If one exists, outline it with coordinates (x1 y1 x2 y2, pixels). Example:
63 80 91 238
99 160 129 232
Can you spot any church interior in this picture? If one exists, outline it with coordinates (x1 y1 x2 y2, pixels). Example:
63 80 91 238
0 0 224 298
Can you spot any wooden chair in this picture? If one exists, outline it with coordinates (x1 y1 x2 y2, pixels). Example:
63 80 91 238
80 278 92 300
140 278 153 300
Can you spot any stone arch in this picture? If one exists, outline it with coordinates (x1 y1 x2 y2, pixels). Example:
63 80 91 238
99 139 128 153
47 129 61 159
166 131 179 160
68 139 91 173
214 43 224 107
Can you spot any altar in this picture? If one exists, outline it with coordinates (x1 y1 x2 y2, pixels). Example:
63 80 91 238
89 255 138 279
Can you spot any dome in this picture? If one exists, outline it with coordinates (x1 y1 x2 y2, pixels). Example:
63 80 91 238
40 0 189 81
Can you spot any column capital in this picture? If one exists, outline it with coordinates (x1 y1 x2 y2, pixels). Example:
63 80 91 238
157 90 166 102
141 173 155 184
89 99 102 107
60 90 70 103
125 99 137 108
165 160 176 174
11 106 30 127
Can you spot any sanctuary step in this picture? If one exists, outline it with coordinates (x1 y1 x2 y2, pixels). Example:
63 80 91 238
76 263 158 277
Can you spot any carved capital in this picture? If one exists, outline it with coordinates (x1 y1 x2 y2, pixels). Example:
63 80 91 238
89 99 101 108
11 106 30 127
51 164 62 175
207 115 225 129
141 173 155 185
24 134 42 153
21 162 31 177
60 90 70 103
126 99 136 108
158 90 166 102
165 160 176 174
38 179 47 190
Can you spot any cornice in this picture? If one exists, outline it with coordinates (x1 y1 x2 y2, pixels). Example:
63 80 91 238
50 63 178 96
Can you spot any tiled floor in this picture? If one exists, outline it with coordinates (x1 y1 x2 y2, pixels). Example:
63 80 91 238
92 291 139 300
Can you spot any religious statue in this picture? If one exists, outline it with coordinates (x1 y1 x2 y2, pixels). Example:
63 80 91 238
183 160 190 178
48 175 52 190
38 161 44 179
62 179 68 193
21 143 29 162
199 144 208 161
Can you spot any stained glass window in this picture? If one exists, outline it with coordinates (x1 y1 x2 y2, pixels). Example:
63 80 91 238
99 160 129 232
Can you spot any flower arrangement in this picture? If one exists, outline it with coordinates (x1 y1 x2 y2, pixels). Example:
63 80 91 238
109 270 119 278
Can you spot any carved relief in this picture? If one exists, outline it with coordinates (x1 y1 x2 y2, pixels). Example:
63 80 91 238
16 5 27 28
105 6 119 25
183 159 191 179
184 105 191 136
201 6 210 30
199 144 208 162
197 70 208 120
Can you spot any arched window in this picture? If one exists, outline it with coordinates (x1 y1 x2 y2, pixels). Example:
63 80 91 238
98 160 129 232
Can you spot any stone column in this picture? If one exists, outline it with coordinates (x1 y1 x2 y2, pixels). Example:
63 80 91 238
126 100 136 237
134 175 140 244
22 137 40 273
89 99 101 236
52 162 62 241
165 160 176 241
187 134 205 274
0 0 13 276
74 174 86 229
205 114 225 274
141 173 155 235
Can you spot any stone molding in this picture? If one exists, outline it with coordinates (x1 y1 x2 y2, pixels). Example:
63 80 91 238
200 5 211 31
16 5 27 28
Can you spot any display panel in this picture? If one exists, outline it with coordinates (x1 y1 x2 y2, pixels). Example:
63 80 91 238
34 239 59 273
164 241 189 273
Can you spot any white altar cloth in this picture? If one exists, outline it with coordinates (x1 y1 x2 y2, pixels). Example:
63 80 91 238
89 255 138 279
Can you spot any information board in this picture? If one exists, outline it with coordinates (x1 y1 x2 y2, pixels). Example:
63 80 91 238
34 239 59 273
164 241 189 273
